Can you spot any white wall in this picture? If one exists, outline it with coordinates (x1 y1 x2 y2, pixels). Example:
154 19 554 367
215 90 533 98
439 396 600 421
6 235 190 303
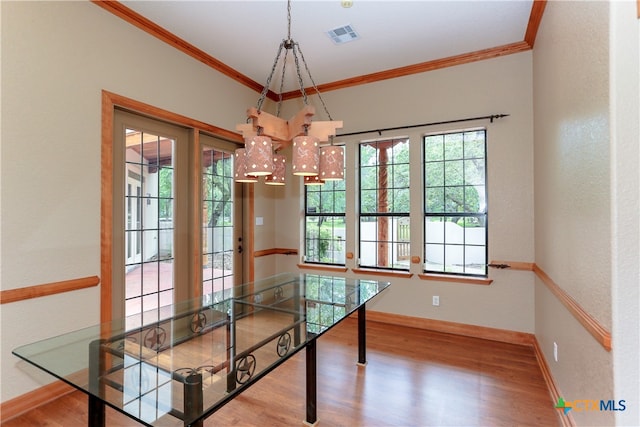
0 1 257 402
267 51 536 333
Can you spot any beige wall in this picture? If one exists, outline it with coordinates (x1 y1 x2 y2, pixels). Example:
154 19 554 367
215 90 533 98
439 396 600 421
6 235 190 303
534 1 639 426
260 51 537 333
0 1 257 402
534 3 612 425
610 2 640 425
534 1 612 331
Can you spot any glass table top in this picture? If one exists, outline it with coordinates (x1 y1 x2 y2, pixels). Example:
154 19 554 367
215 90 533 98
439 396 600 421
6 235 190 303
13 273 390 427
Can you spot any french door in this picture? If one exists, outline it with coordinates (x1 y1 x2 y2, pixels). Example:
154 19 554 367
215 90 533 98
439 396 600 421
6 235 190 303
112 109 243 330
200 134 243 305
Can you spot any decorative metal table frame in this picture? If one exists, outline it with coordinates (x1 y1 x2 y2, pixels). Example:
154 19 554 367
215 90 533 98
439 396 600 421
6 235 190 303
13 273 390 427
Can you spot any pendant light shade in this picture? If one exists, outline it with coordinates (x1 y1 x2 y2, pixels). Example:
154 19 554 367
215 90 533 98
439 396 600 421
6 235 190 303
292 135 319 176
245 136 274 176
234 0 343 187
304 175 325 186
234 148 258 183
319 145 344 180
264 154 286 186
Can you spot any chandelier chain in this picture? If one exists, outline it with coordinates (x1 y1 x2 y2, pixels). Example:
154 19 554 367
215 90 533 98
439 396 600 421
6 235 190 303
275 48 289 117
256 0 334 121
287 0 292 42
256 41 285 112
295 43 333 121
292 44 309 105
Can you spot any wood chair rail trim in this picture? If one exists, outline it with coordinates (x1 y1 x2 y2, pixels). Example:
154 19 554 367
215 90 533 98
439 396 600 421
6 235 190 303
418 273 493 285
0 276 100 305
351 268 413 279
296 264 349 273
484 259 610 352
489 260 535 271
533 264 612 351
253 248 299 257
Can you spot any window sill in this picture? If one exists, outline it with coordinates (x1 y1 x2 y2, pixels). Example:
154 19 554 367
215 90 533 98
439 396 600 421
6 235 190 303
351 268 413 279
418 273 493 286
297 264 348 273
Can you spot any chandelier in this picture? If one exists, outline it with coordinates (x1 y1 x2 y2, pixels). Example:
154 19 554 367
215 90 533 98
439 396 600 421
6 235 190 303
234 0 344 186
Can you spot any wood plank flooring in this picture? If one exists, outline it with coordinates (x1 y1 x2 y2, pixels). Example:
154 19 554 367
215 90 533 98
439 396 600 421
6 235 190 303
3 319 561 426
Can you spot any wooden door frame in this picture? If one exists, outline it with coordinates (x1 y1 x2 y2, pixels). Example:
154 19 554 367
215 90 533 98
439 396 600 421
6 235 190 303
100 90 245 323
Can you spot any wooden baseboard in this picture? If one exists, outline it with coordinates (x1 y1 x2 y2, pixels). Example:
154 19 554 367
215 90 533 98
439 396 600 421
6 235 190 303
366 310 570 425
366 310 536 346
0 380 74 423
531 338 576 427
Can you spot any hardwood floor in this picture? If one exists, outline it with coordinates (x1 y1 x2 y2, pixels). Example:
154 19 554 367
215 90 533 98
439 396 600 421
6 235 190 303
3 319 561 426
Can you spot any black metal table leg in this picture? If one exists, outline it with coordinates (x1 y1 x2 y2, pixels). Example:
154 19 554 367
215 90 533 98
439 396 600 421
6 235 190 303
305 339 318 426
358 304 367 366
88 339 105 427
294 283 301 347
88 394 105 427
184 373 203 427
227 302 237 393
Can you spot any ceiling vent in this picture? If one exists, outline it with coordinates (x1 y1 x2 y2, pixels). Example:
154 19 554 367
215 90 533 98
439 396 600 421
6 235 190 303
326 24 359 45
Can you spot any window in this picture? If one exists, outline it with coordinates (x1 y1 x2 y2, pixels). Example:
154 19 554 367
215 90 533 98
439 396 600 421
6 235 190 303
358 138 410 270
304 179 346 265
424 130 487 276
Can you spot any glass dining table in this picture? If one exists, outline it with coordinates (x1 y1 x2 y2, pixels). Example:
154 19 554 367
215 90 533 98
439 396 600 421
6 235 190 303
13 273 390 427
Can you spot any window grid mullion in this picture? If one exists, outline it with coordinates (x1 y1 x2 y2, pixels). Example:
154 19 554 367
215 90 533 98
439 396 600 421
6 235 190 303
423 130 487 277
358 139 410 271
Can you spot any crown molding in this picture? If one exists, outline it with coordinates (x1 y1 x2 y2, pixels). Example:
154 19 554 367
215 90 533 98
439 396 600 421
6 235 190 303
93 1 545 100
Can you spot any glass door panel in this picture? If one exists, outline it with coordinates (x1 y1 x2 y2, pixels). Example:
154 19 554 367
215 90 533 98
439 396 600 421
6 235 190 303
200 134 242 305
124 128 175 329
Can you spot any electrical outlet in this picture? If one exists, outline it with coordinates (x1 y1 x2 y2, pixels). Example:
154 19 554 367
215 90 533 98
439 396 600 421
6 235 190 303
432 296 440 306
553 342 558 362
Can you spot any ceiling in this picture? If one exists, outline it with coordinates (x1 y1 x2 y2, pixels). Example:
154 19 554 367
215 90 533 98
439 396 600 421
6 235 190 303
114 1 538 96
